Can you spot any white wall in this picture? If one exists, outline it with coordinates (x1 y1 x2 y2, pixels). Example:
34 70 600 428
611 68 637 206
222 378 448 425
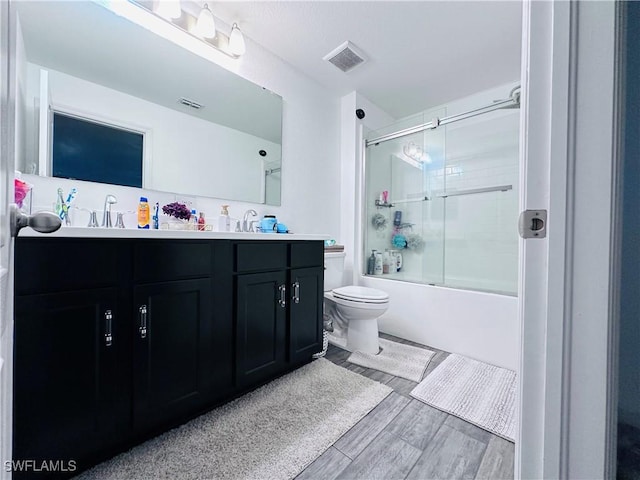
18 15 341 238
340 92 395 284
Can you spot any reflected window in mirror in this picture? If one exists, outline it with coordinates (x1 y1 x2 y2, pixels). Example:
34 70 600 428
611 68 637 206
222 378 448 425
52 112 144 188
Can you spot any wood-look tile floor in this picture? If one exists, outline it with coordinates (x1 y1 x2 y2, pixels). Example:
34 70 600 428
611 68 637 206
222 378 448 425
296 333 515 480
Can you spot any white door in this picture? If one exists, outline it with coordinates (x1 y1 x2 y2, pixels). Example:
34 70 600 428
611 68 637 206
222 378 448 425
0 1 16 477
518 1 620 478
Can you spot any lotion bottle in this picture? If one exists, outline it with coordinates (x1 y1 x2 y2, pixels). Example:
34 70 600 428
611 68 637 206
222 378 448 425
218 205 231 232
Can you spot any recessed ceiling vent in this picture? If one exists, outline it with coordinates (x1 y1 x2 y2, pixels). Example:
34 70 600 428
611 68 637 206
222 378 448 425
323 41 367 73
178 97 203 110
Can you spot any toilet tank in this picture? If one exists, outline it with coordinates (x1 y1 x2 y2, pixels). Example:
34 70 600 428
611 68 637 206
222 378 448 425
324 252 346 291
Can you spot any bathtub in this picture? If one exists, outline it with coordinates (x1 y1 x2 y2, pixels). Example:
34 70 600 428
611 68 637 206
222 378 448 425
360 275 519 371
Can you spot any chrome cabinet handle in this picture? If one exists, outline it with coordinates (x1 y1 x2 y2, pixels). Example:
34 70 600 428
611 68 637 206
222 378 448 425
104 310 113 347
278 284 286 308
139 305 147 339
292 281 300 304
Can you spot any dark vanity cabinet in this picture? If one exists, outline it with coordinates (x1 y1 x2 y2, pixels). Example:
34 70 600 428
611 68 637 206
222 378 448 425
288 243 325 364
13 237 323 478
234 241 324 387
13 240 130 477
131 242 220 430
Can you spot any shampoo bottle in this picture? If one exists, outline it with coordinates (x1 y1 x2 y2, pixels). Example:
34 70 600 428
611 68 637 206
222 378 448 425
218 205 231 232
198 212 206 231
367 250 376 275
374 252 383 275
137 196 150 229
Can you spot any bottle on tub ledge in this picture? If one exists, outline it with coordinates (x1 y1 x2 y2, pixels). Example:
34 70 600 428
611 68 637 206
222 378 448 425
374 251 383 275
218 205 231 232
198 212 206 231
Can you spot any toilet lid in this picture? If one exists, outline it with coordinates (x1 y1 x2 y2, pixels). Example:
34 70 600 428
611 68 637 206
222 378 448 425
332 286 389 303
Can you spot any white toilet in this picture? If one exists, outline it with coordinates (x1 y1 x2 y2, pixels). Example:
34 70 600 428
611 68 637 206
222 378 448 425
324 251 390 354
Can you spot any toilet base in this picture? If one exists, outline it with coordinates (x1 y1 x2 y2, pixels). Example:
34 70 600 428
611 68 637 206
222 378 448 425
327 320 380 355
347 318 379 354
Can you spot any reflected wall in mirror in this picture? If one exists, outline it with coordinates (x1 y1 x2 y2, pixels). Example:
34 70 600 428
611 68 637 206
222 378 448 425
16 0 282 205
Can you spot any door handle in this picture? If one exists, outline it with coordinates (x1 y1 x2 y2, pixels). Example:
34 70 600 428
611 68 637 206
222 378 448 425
139 305 147 339
10 204 61 237
278 284 286 308
292 281 300 304
104 309 113 347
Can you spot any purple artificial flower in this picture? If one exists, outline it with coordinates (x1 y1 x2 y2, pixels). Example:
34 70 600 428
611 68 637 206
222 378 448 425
162 202 191 220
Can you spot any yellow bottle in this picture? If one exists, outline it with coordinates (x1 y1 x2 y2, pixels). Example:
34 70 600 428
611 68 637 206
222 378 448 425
137 197 150 229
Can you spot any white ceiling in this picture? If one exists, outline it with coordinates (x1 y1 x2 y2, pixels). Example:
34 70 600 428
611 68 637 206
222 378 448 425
207 1 523 119
18 1 522 127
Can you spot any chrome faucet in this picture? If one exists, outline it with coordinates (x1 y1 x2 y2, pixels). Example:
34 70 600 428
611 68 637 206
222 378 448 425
101 195 117 228
242 209 258 232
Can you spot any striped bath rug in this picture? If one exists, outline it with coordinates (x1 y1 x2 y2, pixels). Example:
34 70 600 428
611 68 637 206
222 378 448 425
410 353 517 442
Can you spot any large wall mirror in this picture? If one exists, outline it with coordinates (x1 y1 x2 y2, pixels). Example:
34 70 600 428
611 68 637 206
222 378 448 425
15 1 283 205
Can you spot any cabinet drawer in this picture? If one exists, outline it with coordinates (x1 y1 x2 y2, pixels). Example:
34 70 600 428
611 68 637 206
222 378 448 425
15 238 120 295
235 242 287 272
134 241 212 282
289 242 324 268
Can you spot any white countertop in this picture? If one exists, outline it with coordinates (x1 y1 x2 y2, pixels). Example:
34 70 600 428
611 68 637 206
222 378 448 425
18 226 330 241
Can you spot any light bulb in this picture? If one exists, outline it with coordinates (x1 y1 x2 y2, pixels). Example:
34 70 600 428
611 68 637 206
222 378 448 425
194 4 216 39
155 0 181 20
228 23 246 56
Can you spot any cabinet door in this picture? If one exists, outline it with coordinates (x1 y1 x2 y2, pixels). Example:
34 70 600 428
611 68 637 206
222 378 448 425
133 278 212 430
13 289 125 473
235 271 287 387
289 267 324 364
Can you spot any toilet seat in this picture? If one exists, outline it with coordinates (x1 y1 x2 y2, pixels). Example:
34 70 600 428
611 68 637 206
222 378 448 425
332 286 389 304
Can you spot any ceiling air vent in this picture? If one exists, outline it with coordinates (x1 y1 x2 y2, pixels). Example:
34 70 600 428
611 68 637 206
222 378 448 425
323 41 367 73
178 97 203 110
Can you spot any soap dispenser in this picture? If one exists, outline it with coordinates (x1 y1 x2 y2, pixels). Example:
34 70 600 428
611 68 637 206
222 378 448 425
218 205 231 232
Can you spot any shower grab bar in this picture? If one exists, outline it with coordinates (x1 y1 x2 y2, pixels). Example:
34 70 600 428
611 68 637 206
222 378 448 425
387 185 511 204
436 184 512 198
389 196 430 204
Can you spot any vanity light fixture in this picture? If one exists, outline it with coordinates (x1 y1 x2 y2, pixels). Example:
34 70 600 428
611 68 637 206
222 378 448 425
105 1 245 59
155 0 181 20
228 23 246 56
194 3 216 39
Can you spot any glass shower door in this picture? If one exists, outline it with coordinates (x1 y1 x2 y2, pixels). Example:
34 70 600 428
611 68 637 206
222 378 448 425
441 108 520 295
364 109 446 285
363 90 520 296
